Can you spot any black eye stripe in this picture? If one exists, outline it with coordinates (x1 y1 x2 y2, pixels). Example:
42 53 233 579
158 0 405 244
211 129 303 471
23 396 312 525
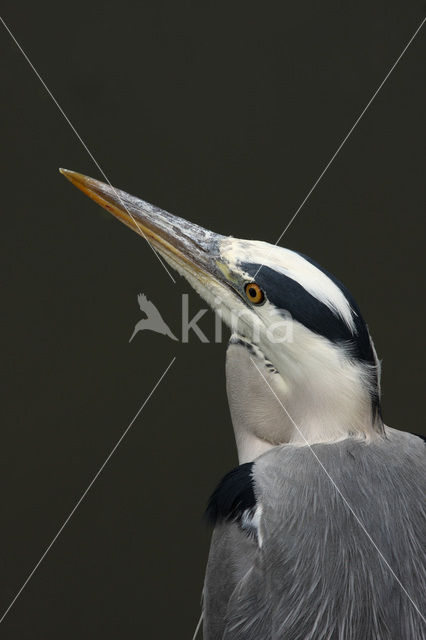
241 262 376 365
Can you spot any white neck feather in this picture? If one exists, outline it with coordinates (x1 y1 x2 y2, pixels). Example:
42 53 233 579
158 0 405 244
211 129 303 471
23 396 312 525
226 331 380 464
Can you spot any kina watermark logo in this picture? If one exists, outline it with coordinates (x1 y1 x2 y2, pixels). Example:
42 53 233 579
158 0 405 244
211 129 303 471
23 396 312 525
129 294 178 342
129 292 218 343
129 292 294 344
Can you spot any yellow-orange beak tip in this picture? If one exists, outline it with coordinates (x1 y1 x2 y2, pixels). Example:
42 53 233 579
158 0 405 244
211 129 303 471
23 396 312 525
58 168 223 280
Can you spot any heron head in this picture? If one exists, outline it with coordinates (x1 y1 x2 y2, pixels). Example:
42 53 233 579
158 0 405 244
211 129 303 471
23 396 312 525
61 170 383 454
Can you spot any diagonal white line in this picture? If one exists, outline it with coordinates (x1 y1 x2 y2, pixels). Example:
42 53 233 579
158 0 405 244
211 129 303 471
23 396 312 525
255 15 426 278
192 611 203 639
0 14 176 284
249 356 426 624
0 357 176 625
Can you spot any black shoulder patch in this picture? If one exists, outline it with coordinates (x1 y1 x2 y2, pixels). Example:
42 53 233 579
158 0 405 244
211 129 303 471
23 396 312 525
205 462 256 527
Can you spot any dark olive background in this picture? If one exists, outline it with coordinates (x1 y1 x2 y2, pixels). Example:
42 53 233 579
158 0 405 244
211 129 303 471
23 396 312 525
1 2 425 638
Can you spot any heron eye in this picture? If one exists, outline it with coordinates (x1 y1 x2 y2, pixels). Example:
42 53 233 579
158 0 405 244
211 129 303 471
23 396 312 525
244 282 264 305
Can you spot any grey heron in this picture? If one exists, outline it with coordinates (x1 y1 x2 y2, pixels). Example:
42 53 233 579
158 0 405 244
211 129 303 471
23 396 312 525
61 169 425 639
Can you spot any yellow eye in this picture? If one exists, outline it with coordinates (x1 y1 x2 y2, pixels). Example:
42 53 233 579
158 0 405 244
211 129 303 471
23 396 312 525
244 282 265 304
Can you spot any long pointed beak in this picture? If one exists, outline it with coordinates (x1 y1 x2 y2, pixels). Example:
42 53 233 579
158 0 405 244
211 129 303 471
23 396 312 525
60 169 223 282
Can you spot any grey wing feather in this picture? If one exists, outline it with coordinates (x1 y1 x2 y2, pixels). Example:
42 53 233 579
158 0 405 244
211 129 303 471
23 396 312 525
204 430 426 640
204 525 258 640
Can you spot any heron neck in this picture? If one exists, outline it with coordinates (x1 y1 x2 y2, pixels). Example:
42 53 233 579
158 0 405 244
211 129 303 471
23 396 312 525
226 337 380 463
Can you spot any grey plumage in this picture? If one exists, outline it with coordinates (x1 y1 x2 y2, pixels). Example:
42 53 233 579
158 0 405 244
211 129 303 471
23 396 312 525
204 429 426 639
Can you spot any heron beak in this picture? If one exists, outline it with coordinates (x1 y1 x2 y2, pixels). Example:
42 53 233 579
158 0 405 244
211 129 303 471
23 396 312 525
60 169 223 283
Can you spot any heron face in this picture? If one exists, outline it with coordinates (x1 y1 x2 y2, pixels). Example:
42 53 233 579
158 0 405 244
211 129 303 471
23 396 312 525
217 237 377 363
61 170 382 440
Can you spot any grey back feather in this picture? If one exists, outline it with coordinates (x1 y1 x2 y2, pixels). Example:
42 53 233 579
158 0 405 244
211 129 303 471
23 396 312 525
203 429 426 639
